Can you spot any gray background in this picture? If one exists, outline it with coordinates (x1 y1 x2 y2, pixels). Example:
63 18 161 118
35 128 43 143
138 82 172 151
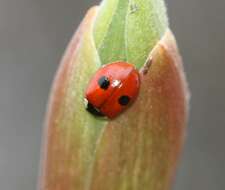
0 0 224 189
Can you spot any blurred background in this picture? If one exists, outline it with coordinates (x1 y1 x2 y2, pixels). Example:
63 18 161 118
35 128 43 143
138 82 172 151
0 0 224 189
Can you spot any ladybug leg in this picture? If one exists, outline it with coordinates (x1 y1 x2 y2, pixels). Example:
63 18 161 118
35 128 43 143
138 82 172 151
84 98 105 117
141 56 153 75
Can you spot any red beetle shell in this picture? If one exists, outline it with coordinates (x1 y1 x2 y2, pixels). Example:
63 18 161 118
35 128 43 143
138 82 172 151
85 62 140 119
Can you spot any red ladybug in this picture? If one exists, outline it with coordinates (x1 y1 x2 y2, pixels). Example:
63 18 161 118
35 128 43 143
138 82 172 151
84 61 140 119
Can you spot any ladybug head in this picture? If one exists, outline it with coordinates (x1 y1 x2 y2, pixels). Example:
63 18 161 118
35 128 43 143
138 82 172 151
84 98 105 117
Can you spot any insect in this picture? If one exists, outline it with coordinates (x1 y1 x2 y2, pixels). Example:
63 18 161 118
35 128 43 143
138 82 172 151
84 61 140 119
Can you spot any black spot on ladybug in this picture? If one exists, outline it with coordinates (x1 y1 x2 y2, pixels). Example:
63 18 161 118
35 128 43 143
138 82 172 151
98 76 110 90
86 102 105 117
118 96 130 106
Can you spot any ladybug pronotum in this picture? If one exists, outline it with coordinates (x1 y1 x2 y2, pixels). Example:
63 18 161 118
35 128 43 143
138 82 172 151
84 62 140 119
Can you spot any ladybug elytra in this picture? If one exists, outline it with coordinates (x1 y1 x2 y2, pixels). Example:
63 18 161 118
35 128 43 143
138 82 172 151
84 62 140 119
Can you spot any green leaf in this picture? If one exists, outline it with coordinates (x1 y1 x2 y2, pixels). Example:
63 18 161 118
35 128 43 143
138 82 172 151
94 0 168 68
40 9 108 190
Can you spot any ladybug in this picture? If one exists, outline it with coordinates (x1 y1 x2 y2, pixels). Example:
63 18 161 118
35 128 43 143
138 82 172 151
84 61 140 119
